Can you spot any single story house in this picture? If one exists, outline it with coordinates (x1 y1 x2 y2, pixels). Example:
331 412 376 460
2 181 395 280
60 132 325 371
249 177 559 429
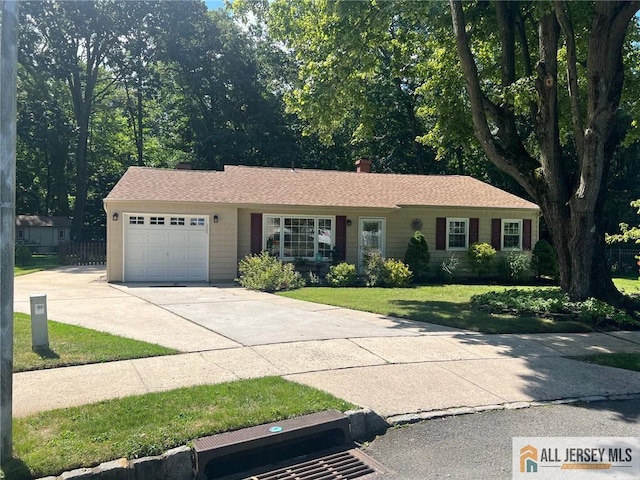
16 215 71 253
103 160 540 283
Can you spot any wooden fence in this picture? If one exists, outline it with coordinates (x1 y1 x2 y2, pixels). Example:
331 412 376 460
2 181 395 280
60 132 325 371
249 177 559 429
59 242 106 265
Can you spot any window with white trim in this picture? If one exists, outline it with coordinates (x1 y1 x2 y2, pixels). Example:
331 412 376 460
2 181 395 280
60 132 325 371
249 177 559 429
264 215 334 260
170 217 185 226
446 218 468 250
150 216 165 225
17 228 23 240
190 217 205 226
502 219 522 249
129 216 144 225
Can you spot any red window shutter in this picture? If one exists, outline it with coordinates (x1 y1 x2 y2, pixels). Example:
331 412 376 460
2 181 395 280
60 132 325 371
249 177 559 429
335 216 347 261
250 213 263 254
436 217 446 250
469 218 479 245
491 218 501 251
523 219 532 250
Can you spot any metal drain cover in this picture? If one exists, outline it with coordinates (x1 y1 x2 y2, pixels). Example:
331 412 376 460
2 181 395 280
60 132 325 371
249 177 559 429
220 446 386 480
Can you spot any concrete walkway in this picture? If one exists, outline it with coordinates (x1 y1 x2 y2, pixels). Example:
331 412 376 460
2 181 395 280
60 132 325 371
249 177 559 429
13 267 640 419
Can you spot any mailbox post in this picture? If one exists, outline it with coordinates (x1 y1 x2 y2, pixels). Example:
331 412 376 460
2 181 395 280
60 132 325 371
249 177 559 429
29 294 49 349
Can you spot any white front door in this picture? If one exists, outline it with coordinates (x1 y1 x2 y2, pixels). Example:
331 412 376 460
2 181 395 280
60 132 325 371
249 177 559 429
124 214 209 282
359 218 385 270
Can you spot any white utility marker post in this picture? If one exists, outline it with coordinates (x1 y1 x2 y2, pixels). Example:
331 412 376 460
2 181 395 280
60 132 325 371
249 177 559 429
29 294 49 349
0 0 19 463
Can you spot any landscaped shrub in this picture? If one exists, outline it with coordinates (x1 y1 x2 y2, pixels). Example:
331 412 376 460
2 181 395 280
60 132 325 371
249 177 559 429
305 271 324 286
439 253 459 283
382 258 413 287
364 253 412 287
498 250 532 283
364 252 385 287
467 242 496 277
403 231 430 283
15 244 32 266
531 239 559 279
471 288 640 329
236 252 305 292
326 262 358 287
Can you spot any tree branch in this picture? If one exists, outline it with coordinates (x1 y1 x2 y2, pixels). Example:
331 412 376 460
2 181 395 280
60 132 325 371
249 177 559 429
449 0 538 197
553 1 584 160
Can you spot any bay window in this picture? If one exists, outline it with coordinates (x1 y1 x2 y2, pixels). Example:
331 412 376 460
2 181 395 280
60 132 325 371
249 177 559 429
264 215 334 260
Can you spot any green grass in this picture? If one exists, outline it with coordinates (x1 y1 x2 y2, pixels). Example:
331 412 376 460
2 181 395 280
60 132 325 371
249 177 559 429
573 352 640 372
14 254 61 276
3 377 356 479
14 313 177 372
279 285 594 334
612 275 640 295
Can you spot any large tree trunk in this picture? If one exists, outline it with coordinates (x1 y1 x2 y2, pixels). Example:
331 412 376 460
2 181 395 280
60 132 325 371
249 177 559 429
449 0 640 304
71 114 89 241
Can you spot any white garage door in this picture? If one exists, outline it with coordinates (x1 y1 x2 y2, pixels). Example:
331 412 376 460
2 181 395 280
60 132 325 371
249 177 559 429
124 214 209 282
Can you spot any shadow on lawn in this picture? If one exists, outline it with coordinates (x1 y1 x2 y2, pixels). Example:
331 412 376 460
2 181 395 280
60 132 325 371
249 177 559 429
388 299 593 334
32 346 60 360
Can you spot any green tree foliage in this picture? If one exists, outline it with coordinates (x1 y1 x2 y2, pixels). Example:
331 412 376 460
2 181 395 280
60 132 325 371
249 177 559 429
267 0 446 174
163 8 299 170
403 231 430 283
19 0 162 240
16 66 74 216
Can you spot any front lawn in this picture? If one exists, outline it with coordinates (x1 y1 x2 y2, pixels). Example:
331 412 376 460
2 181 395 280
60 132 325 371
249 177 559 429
14 254 61 276
279 285 595 334
14 312 177 372
4 377 356 480
573 352 640 372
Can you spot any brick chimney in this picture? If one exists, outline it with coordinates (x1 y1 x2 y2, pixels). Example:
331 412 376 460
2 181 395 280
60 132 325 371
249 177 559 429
355 158 371 173
176 162 192 170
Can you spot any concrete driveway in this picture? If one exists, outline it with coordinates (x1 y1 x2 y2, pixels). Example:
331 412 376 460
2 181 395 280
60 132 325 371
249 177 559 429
14 266 457 350
12 266 640 419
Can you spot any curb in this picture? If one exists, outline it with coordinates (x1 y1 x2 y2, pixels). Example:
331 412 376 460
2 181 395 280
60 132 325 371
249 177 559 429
35 395 640 480
35 409 384 480
384 392 640 426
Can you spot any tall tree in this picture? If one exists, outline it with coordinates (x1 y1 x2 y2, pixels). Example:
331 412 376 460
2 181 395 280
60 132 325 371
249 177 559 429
449 1 640 303
164 7 299 170
267 0 439 173
19 0 159 240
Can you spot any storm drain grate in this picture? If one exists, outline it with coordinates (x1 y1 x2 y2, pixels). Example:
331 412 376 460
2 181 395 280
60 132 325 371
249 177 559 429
194 411 386 480
227 447 385 480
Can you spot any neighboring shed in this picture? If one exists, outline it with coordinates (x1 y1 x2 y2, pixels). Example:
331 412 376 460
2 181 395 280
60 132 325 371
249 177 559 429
103 161 540 283
16 215 72 253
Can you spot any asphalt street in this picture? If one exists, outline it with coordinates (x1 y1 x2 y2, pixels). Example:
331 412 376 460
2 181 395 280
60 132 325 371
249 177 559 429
364 400 640 480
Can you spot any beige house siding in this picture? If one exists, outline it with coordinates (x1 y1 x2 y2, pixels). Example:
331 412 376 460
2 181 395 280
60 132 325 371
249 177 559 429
16 226 70 252
105 200 538 283
237 205 539 277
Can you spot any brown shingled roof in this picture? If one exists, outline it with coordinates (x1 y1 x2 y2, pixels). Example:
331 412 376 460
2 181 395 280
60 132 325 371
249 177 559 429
16 215 71 227
104 165 539 210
